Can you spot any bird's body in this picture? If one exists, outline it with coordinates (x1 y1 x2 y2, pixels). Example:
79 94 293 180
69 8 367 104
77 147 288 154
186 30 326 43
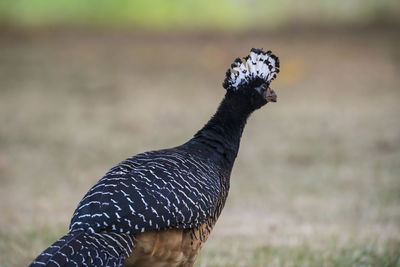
30 48 279 267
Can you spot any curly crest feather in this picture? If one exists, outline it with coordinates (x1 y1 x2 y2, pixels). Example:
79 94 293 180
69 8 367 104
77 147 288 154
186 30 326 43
223 48 280 91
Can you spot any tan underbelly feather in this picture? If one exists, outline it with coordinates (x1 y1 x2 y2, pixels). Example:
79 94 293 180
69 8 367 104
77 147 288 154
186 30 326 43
125 219 215 267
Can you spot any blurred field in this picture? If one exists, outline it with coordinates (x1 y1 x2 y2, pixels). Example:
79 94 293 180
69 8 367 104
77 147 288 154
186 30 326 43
0 28 399 266
1 0 399 29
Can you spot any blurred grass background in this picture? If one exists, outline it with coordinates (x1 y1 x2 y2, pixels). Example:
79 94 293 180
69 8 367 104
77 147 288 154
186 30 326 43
0 0 399 30
0 1 399 266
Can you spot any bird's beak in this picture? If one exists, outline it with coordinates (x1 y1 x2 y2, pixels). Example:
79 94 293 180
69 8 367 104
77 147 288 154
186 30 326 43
265 87 277 102
255 84 277 103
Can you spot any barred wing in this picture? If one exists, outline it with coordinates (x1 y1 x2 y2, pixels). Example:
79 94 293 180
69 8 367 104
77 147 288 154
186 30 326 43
70 149 221 235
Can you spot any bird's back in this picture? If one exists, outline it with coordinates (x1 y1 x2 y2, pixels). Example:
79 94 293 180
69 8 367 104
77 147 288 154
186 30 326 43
71 146 226 235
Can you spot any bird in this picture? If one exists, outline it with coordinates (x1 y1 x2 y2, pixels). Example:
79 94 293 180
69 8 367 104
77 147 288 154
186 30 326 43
30 48 280 267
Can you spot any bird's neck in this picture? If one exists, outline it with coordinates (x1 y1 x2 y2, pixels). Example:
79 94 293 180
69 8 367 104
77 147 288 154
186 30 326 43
191 91 254 167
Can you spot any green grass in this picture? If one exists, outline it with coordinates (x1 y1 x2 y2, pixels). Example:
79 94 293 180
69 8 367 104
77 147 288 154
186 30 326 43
0 0 399 29
196 239 400 266
0 28 399 266
0 227 65 267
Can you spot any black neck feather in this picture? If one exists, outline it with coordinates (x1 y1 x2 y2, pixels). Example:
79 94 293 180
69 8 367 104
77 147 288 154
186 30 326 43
190 91 255 167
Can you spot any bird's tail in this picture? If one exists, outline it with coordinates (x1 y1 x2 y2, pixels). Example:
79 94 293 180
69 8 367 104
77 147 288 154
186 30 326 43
30 230 135 267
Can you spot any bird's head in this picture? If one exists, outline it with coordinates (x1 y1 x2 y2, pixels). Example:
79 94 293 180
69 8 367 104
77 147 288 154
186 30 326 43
222 48 279 110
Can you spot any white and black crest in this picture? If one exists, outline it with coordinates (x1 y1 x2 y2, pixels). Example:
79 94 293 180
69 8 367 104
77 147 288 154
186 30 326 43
223 48 280 91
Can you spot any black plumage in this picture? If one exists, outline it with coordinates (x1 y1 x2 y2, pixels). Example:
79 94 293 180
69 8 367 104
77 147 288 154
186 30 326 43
30 48 279 267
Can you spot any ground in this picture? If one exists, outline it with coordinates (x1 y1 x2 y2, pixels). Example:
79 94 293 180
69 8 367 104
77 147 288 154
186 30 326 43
0 28 399 266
